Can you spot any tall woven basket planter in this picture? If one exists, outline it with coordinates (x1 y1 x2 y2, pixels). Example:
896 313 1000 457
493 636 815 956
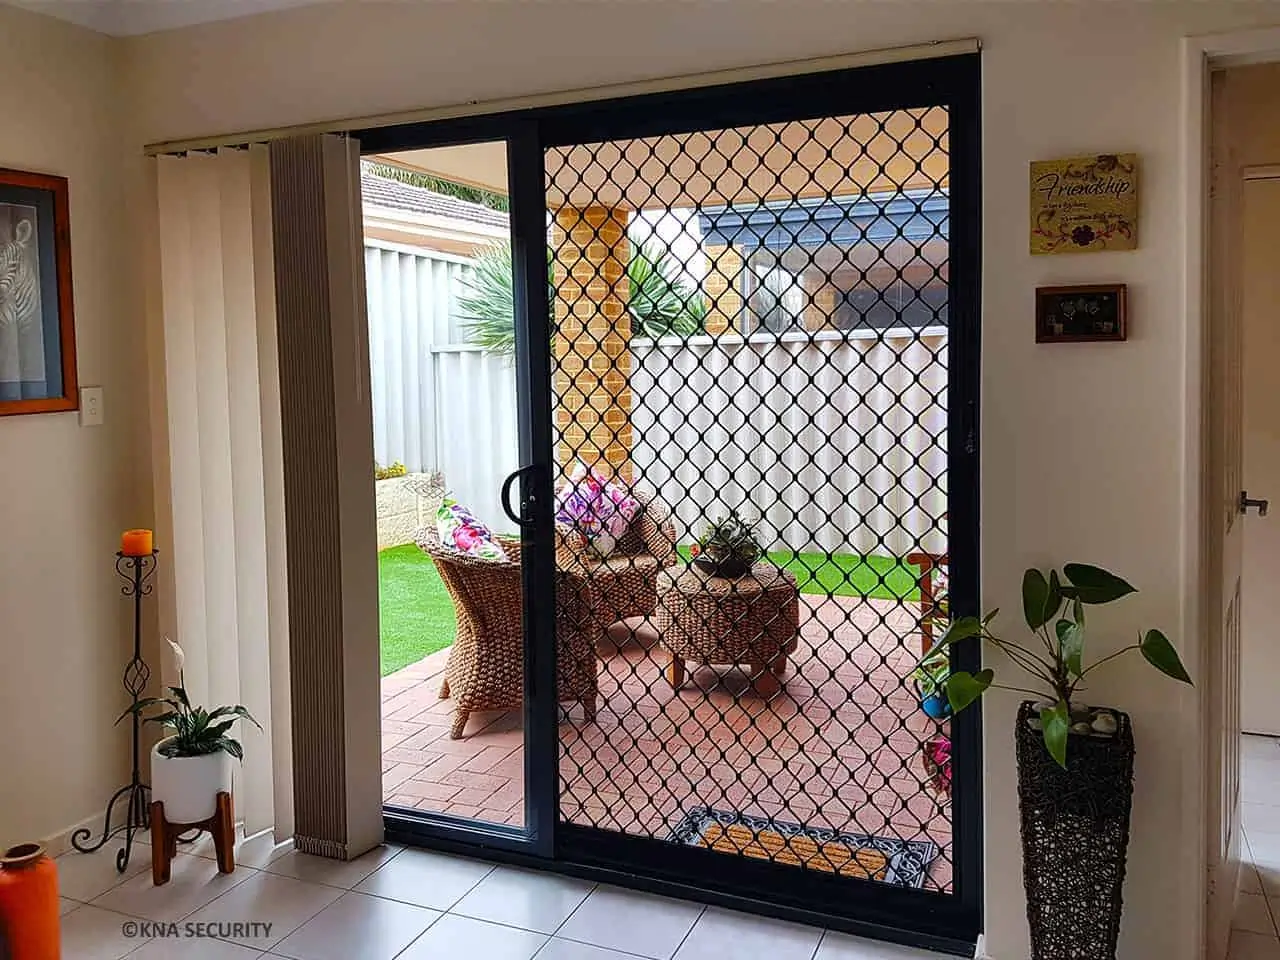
1016 700 1135 960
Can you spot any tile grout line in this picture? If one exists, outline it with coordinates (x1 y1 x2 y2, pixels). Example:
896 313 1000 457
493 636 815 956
384 860 499 960
537 933 661 960
201 864 347 952
666 903 707 959
386 905 447 960
543 880 601 942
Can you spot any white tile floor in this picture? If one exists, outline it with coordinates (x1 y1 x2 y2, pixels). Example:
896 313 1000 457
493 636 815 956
56 834 941 959
56 737 1280 959
1234 735 1280 959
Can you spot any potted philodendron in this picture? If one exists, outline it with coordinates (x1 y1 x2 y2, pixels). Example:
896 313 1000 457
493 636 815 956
921 564 1192 960
120 639 261 825
690 512 764 579
912 646 953 720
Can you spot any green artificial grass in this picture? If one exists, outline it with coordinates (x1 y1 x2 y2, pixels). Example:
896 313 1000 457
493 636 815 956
378 544 457 677
677 547 920 602
378 543 922 677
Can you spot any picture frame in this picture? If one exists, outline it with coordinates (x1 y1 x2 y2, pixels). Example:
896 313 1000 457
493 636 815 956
0 168 77 416
1035 284 1127 343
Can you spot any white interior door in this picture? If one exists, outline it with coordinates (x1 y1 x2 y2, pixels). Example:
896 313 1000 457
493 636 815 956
1204 70 1245 960
1241 174 1280 736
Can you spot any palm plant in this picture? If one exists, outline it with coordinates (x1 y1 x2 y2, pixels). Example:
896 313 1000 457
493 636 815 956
626 242 707 338
456 240 707 356
456 242 520 356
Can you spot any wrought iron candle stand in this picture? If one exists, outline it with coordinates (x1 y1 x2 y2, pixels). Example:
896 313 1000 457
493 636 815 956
71 550 158 872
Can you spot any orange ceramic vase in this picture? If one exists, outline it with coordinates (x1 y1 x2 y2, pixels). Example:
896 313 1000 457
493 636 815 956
0 844 60 960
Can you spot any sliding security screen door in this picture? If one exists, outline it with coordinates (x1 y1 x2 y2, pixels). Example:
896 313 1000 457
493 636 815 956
367 51 981 952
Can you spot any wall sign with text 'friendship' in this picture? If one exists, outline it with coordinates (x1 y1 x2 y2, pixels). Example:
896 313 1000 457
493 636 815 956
1029 154 1138 255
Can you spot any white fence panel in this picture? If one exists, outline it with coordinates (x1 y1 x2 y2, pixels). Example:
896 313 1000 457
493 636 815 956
365 241 948 556
365 242 520 534
630 329 947 558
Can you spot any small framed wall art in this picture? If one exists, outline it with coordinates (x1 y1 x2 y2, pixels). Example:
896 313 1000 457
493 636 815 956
1030 154 1139 255
1035 284 1127 343
0 167 77 416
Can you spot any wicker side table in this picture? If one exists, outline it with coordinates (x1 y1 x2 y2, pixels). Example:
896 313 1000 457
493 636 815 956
653 563 800 695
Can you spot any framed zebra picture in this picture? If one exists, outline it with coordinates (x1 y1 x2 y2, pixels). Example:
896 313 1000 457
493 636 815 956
0 168 77 416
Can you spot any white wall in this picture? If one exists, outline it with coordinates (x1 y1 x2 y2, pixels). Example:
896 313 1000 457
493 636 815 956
116 3 1280 958
0 5 147 846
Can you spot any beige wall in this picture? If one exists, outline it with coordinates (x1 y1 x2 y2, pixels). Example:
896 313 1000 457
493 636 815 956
0 6 148 846
110 2 1280 958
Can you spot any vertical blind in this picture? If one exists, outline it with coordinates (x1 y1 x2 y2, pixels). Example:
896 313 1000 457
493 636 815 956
154 146 293 840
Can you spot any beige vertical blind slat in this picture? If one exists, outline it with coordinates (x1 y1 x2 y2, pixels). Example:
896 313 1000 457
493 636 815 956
153 148 291 840
251 143 295 843
156 156 209 703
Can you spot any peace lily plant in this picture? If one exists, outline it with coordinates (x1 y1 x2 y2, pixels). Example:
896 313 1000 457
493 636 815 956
120 639 260 760
922 563 1193 768
120 639 261 825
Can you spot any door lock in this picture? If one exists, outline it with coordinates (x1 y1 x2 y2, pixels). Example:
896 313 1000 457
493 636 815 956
1241 491 1270 517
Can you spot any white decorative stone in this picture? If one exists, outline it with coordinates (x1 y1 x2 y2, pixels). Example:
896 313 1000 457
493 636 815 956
1091 712 1119 736
1071 722 1092 735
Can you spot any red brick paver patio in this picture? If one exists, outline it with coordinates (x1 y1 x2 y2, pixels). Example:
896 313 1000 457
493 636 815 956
381 595 953 892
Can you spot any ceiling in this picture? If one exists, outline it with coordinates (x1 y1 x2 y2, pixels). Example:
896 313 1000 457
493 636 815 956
9 0 332 36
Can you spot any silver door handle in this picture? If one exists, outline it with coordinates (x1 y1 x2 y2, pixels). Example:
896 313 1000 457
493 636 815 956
1241 491 1270 517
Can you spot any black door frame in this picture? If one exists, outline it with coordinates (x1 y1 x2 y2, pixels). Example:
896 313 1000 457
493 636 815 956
363 51 982 955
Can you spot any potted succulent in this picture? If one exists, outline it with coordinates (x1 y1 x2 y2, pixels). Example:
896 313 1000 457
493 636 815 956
921 564 1192 960
690 512 764 579
121 639 261 824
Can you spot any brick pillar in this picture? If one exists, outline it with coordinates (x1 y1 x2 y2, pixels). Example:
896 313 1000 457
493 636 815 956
702 242 744 336
552 206 632 481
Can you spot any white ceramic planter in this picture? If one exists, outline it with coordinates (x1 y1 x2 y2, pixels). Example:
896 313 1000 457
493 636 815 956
150 738 233 824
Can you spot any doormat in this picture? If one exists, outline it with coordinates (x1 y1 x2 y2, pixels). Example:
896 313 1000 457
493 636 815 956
669 806 939 888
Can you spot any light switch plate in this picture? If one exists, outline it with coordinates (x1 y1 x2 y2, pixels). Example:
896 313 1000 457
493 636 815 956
79 386 104 427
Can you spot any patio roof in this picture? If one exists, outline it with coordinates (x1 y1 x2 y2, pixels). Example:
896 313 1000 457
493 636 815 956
370 106 948 212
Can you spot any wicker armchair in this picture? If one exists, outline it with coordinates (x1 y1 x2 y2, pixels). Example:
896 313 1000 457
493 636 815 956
416 526 599 739
555 488 679 626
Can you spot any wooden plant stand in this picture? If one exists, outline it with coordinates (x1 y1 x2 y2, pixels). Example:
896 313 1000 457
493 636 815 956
149 792 235 885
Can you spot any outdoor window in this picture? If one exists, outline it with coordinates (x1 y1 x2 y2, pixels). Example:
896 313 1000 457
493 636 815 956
699 190 949 336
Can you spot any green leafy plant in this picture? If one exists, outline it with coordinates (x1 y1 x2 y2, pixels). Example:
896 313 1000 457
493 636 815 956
691 511 764 567
119 640 261 760
456 240 706 356
457 242 524 356
911 645 951 700
625 241 708 338
374 460 408 481
921 563 1192 768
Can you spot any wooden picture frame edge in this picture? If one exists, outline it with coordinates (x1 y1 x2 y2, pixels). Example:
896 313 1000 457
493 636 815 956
1034 282 1128 344
0 167 78 417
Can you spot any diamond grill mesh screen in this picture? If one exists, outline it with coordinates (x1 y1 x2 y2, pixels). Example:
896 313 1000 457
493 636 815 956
547 108 954 893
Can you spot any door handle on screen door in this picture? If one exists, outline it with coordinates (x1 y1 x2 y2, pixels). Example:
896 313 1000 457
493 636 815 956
1241 491 1270 517
501 465 541 528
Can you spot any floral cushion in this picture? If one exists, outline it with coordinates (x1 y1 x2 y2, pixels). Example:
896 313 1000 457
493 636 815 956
554 464 639 550
436 498 507 561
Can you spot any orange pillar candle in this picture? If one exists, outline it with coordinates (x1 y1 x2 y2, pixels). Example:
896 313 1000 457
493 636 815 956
121 529 154 557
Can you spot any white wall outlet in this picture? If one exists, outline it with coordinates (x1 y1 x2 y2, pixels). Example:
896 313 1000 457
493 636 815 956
79 386 104 427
